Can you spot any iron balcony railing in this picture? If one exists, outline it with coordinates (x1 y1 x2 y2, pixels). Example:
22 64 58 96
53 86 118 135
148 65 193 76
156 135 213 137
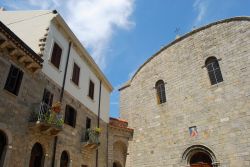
29 102 63 128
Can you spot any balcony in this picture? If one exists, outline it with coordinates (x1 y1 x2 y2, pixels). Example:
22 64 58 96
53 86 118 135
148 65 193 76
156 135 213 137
28 102 63 136
81 128 100 152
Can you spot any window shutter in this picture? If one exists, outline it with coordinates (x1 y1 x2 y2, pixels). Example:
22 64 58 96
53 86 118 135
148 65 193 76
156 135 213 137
4 65 23 95
88 80 95 99
51 43 62 69
72 63 80 85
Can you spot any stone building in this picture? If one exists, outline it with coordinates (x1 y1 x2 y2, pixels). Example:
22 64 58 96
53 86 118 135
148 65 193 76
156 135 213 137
0 9 133 167
119 17 250 167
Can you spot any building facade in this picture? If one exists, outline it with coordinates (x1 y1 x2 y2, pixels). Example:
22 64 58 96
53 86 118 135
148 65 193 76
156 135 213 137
120 17 250 167
0 9 133 167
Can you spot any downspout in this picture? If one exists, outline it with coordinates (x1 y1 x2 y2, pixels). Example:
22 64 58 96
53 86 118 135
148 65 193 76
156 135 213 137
106 123 109 167
51 41 72 167
96 80 102 167
60 41 72 101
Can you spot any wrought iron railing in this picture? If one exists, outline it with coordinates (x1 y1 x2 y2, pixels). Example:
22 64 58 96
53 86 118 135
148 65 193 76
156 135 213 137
29 102 63 128
82 128 100 145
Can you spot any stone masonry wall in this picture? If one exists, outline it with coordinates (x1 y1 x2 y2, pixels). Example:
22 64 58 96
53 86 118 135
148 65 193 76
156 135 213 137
0 49 108 167
120 18 250 167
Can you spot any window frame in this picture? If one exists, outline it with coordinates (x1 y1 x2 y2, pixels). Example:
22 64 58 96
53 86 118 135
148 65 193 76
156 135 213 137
64 105 77 128
88 80 95 100
42 89 54 106
155 80 166 104
50 42 62 69
71 62 80 86
4 64 23 96
205 57 223 85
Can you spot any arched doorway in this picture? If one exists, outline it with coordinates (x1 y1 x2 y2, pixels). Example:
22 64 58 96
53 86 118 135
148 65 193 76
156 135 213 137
190 152 212 167
182 145 219 167
60 151 69 167
0 130 7 166
113 161 122 167
29 143 44 167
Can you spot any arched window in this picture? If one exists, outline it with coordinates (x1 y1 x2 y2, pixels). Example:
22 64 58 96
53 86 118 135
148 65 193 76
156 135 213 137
29 143 44 167
155 80 166 104
60 151 69 167
205 57 223 85
0 130 7 166
64 105 77 128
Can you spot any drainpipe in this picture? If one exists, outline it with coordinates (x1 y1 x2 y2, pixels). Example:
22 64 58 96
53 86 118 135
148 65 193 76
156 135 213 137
106 123 109 167
51 41 72 167
60 41 72 101
96 80 102 167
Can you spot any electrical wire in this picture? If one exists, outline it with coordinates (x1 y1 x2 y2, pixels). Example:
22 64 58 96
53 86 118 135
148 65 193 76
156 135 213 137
7 10 56 26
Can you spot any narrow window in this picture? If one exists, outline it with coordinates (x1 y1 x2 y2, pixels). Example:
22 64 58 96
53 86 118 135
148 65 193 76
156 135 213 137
42 89 53 106
4 65 23 95
72 63 80 85
50 42 62 69
0 130 7 166
88 80 95 100
85 117 91 140
155 80 166 104
205 57 223 85
29 143 44 167
60 151 69 167
64 105 77 128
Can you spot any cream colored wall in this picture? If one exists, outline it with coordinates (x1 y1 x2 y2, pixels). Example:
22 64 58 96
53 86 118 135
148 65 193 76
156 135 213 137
44 22 110 123
42 23 68 87
0 10 55 53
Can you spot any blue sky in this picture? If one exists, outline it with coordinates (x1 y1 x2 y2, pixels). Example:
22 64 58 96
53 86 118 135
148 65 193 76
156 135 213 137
1 0 250 118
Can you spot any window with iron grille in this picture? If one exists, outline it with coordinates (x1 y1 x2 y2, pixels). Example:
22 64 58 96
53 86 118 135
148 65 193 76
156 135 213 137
155 80 166 104
88 80 95 100
50 42 62 69
205 57 223 85
42 89 53 106
4 65 23 96
64 105 77 128
72 63 80 85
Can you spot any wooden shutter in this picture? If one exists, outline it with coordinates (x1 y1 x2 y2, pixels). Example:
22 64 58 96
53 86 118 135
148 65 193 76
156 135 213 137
72 63 80 85
88 80 95 99
65 105 76 128
4 65 23 95
51 43 62 69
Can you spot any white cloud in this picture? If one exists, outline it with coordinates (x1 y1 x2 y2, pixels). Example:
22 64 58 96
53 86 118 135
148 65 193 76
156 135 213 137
3 0 135 70
65 0 135 69
193 0 209 26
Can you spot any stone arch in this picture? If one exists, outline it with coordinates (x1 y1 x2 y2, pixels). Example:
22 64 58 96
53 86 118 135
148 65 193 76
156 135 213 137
182 145 219 167
27 138 49 157
113 140 127 167
0 124 13 167
0 124 13 145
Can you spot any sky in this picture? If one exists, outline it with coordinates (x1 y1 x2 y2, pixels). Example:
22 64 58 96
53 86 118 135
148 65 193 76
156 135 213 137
1 0 250 118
